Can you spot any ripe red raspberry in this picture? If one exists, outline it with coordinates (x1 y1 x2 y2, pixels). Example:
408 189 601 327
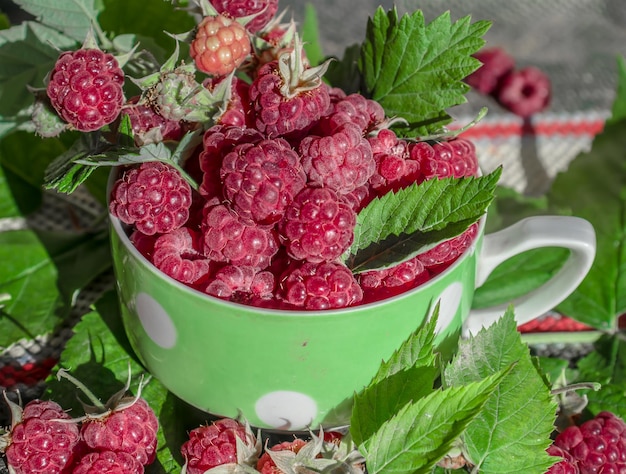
257 438 307 474
205 264 275 300
359 256 430 303
549 411 626 474
211 0 278 33
180 418 258 474
198 124 264 203
495 66 551 118
279 187 356 263
152 227 211 285
191 15 251 76
46 48 125 132
71 450 144 474
248 40 331 138
80 397 158 466
220 138 307 226
121 96 184 146
409 137 479 181
367 128 417 196
315 93 385 135
203 76 252 128
2 398 80 474
109 161 192 235
278 261 363 310
465 47 515 95
202 204 279 269
299 122 376 195
417 222 479 271
546 445 579 474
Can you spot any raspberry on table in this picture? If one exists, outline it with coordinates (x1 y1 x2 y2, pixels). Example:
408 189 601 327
202 204 279 270
2 398 81 474
191 15 251 77
495 66 551 118
278 261 363 310
279 186 356 263
548 411 626 474
152 227 211 285
220 138 307 226
465 46 515 95
46 48 125 132
299 122 376 194
109 161 193 236
71 450 144 474
180 418 258 474
210 0 278 33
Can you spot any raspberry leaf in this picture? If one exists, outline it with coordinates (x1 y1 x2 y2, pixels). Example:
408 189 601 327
351 307 439 447
345 167 501 273
361 368 509 474
359 7 490 136
444 309 558 474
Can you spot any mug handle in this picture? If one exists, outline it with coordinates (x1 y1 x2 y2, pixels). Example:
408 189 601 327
463 216 596 336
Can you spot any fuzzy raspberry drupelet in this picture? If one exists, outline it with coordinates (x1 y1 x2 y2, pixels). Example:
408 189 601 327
80 397 159 466
202 204 279 269
152 227 211 285
278 261 363 310
109 161 192 236
71 450 144 474
464 47 515 95
279 187 356 263
180 418 257 474
191 15 251 76
211 0 278 33
299 122 376 195
3 399 81 474
46 48 125 132
221 138 307 225
495 66 551 118
548 411 626 474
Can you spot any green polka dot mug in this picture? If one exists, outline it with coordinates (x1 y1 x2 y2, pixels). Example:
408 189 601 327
110 213 595 430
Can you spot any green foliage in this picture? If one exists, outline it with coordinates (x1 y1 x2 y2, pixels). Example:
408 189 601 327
360 7 490 136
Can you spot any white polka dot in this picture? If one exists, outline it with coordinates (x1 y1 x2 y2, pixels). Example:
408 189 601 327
255 391 318 430
134 292 177 349
430 281 464 334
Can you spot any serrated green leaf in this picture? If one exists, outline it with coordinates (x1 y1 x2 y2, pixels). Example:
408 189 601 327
13 0 102 43
444 309 557 474
363 369 508 474
46 291 185 472
0 22 77 137
360 7 490 135
351 310 439 447
345 168 501 272
0 229 63 345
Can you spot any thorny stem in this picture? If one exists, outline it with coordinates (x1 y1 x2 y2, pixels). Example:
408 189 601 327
56 368 106 410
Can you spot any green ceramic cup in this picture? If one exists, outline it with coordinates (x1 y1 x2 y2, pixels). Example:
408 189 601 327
110 213 595 430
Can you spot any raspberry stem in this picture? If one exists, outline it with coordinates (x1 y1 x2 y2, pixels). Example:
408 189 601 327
56 368 106 410
551 382 601 396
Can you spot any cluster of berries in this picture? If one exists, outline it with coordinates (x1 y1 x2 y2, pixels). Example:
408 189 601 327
546 411 626 474
43 0 480 310
0 378 158 474
465 47 551 118
180 416 363 474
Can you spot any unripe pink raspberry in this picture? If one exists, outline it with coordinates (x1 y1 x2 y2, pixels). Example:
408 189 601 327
465 47 515 95
299 122 376 194
46 48 125 131
180 418 258 474
80 397 158 466
71 450 144 474
191 15 251 76
279 187 356 263
221 138 307 226
152 227 211 285
211 0 278 33
2 398 81 474
278 261 363 310
202 204 279 269
495 66 551 118
109 162 192 235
